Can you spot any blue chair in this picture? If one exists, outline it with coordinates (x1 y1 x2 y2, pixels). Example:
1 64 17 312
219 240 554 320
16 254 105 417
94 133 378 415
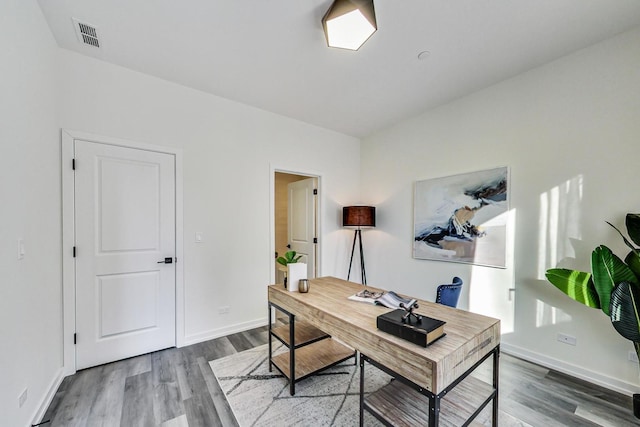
435 277 463 308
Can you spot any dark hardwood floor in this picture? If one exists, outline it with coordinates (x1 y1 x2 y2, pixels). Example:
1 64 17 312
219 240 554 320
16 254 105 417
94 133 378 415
40 326 638 426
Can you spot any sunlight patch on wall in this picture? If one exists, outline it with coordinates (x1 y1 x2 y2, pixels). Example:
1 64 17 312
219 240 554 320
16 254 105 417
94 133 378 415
536 299 572 327
537 175 584 279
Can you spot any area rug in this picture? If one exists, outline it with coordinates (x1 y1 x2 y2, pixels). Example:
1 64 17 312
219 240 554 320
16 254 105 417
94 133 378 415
209 344 391 426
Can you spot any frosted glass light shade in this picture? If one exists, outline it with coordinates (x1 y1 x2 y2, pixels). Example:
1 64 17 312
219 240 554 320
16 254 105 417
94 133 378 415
322 0 377 51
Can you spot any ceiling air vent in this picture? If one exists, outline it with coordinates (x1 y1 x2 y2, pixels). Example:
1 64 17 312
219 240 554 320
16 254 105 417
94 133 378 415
73 18 100 48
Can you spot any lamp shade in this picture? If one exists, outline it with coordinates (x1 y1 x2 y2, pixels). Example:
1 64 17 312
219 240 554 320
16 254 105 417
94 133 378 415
343 206 376 228
322 0 377 51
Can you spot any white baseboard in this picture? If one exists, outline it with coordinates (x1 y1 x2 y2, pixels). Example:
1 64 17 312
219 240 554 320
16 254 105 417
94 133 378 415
501 342 640 396
31 367 65 426
182 317 268 347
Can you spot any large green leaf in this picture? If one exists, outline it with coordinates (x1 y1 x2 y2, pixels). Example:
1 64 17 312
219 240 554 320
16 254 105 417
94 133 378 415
610 281 640 342
592 246 638 316
625 250 640 281
627 214 640 247
545 269 600 309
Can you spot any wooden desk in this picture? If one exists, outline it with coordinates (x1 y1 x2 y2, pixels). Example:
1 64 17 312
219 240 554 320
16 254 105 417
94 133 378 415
268 276 500 426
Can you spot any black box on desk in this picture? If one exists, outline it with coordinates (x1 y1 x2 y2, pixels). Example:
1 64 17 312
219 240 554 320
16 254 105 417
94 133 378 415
376 309 446 347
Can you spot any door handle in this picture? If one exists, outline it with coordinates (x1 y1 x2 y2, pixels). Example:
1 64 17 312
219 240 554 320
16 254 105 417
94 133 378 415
157 257 173 264
286 244 291 249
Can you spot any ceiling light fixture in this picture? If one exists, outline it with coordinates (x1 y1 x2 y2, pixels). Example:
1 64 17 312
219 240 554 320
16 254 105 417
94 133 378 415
322 0 377 51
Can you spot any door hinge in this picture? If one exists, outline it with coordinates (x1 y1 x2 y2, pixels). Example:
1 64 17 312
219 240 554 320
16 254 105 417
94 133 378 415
73 333 77 345
73 246 76 257
313 237 318 244
313 189 318 195
72 158 76 170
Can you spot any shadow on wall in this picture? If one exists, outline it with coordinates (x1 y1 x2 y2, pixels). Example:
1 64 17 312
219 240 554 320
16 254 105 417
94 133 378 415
469 174 585 335
529 278 574 328
534 175 589 327
537 174 585 279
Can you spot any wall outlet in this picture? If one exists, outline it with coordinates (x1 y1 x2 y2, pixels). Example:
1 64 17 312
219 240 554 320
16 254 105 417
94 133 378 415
18 388 28 407
218 306 230 315
629 350 639 363
557 333 577 346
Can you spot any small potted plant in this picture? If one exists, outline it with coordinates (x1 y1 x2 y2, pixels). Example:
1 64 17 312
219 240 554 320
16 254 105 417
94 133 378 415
277 250 306 292
546 213 640 418
276 250 302 267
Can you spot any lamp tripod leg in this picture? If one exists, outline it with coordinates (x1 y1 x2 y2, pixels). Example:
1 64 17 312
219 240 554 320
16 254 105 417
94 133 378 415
347 230 358 281
358 229 366 285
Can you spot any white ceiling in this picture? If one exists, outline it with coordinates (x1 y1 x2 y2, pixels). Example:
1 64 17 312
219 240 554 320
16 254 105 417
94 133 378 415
38 0 640 138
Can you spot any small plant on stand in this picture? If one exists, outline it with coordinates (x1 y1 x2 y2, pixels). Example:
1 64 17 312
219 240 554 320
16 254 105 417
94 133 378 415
277 251 302 289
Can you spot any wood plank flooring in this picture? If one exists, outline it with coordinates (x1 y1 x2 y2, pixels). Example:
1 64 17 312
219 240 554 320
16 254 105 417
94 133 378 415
39 325 638 426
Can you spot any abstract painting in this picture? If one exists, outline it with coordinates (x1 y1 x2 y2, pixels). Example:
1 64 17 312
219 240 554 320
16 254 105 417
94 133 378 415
413 167 509 268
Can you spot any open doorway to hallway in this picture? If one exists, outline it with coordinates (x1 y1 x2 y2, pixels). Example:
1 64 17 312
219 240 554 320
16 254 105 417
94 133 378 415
274 171 319 285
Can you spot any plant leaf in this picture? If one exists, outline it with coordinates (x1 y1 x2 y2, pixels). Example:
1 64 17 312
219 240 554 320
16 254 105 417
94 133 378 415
607 221 638 252
625 250 640 281
545 269 600 309
592 245 638 316
627 214 640 247
276 257 287 266
610 281 640 342
285 251 297 262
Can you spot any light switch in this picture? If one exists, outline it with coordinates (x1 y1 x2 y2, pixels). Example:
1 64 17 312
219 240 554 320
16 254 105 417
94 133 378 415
195 232 204 243
17 238 25 260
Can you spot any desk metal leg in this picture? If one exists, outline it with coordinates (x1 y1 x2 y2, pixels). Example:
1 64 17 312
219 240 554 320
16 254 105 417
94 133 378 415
429 394 440 427
268 303 272 372
493 346 500 426
359 356 365 427
289 312 296 396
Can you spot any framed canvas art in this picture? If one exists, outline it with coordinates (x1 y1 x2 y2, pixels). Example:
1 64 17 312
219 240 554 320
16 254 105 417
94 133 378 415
413 167 509 268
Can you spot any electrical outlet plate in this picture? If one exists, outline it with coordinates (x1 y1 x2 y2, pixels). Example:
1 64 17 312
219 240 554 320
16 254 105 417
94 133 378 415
557 333 577 346
218 306 230 314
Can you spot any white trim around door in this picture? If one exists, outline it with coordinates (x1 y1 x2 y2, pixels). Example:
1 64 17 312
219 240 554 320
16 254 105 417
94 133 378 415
61 129 185 376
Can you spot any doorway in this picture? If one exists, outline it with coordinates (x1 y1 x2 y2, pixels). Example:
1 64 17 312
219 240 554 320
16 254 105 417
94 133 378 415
62 130 184 374
274 171 319 284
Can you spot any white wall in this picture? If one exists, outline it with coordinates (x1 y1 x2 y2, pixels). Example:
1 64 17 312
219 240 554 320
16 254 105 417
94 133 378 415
2 4 360 423
0 1 62 426
361 27 640 394
56 49 361 344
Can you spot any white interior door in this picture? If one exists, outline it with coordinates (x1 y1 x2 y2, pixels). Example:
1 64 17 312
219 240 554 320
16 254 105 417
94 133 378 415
75 140 176 370
288 178 317 278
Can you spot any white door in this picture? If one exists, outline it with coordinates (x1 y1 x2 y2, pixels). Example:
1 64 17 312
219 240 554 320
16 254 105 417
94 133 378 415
75 140 176 370
288 178 317 278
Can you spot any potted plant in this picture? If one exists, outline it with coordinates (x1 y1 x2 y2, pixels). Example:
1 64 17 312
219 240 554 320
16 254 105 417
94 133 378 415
546 213 640 418
277 250 302 267
277 251 306 292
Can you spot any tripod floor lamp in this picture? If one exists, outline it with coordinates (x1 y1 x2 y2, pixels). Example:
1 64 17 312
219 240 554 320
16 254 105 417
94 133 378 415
343 206 376 285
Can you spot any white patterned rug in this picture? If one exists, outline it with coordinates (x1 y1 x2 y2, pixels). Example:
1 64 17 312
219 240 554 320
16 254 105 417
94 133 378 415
209 344 392 427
